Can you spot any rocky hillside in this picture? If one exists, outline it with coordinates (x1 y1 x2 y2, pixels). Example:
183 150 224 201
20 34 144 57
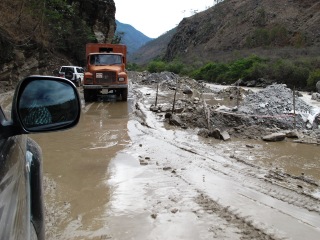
164 0 320 64
0 0 116 93
131 0 320 65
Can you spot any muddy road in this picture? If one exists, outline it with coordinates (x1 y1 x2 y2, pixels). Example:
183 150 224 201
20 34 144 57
42 77 320 239
31 100 133 239
1 74 320 240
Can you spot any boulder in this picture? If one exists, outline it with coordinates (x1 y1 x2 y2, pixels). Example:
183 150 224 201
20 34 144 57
183 86 193 95
285 130 299 138
198 128 210 138
316 81 320 93
262 132 286 142
169 114 183 126
220 131 231 141
311 92 320 101
208 128 221 139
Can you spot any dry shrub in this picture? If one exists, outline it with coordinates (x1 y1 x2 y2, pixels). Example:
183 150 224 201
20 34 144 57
0 0 49 47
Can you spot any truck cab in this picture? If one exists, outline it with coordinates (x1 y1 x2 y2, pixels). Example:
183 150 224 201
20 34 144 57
83 43 128 102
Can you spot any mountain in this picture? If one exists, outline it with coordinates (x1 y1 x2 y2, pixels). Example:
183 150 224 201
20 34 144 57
128 28 176 65
0 0 116 93
115 20 154 57
2 0 320 92
165 0 320 64
130 0 320 66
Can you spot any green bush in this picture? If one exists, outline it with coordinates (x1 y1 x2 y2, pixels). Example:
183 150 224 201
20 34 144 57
265 59 309 88
269 25 289 46
167 60 184 74
226 55 264 81
43 0 95 64
246 62 269 80
191 55 264 84
246 25 289 47
246 28 270 47
133 55 319 91
191 62 228 82
307 69 320 90
147 60 166 73
127 63 142 71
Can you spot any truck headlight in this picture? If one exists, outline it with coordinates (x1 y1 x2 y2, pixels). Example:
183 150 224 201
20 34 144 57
118 77 125 82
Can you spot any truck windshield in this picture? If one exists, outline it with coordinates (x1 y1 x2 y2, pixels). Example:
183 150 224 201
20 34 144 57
90 54 122 65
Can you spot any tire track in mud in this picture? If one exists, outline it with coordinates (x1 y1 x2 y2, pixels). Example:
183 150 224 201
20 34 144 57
152 128 320 216
135 146 275 240
195 193 276 240
138 131 320 239
194 148 320 215
131 85 320 239
134 140 278 239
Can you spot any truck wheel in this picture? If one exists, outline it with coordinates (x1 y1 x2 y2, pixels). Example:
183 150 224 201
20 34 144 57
75 79 80 87
84 89 98 102
121 89 128 101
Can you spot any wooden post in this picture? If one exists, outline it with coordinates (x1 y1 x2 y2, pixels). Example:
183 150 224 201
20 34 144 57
172 80 179 113
236 80 240 109
155 83 159 106
293 87 296 129
172 86 177 114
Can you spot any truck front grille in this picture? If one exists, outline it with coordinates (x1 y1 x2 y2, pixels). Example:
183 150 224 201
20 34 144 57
96 72 116 84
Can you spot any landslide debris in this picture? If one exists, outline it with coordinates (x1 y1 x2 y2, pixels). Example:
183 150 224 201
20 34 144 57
130 71 320 143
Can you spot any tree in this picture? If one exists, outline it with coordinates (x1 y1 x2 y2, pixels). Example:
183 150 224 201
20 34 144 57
112 31 124 44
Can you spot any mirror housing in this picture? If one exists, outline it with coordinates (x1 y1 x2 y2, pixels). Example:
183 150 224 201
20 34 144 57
0 76 81 138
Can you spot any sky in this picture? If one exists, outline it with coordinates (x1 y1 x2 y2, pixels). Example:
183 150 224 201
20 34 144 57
114 0 216 38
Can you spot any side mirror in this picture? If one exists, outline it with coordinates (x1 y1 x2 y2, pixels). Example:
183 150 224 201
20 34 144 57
2 76 81 137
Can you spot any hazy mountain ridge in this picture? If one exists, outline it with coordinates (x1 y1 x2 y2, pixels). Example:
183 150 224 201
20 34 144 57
128 28 177 65
115 20 154 57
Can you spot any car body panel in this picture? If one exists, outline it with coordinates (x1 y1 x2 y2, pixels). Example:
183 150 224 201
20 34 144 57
0 76 81 240
0 136 30 239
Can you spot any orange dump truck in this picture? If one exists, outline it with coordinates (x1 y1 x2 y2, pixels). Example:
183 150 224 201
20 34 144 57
83 43 128 101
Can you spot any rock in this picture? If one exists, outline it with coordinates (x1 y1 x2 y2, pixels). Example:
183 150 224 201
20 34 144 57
220 131 231 141
246 80 256 87
311 92 320 101
174 107 184 113
316 81 320 93
150 105 159 112
165 112 172 119
285 130 299 138
234 79 245 86
262 132 286 142
198 128 210 138
183 86 193 95
169 114 183 126
160 104 172 112
208 128 221 139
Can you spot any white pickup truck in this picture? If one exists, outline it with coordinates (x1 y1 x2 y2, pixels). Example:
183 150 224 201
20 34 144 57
59 66 84 87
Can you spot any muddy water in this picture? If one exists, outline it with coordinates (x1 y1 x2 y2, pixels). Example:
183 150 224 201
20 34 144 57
31 100 133 239
3 85 315 238
213 139 320 180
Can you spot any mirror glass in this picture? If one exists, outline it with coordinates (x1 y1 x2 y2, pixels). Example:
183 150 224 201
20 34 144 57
18 79 79 130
